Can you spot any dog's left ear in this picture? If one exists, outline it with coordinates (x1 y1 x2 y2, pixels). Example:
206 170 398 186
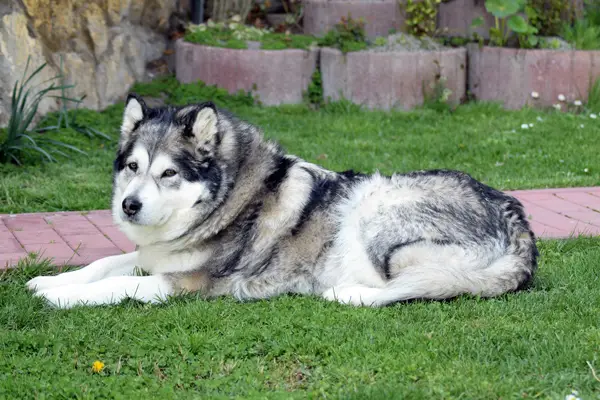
120 93 148 142
176 102 219 159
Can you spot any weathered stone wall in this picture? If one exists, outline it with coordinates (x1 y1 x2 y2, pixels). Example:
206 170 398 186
0 0 181 127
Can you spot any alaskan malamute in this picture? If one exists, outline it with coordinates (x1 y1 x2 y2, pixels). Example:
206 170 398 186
27 95 539 308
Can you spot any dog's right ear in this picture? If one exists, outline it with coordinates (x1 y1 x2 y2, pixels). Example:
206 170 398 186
120 93 147 140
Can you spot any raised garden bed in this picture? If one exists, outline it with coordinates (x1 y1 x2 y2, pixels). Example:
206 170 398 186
468 45 600 109
176 22 319 105
320 34 467 110
303 0 405 38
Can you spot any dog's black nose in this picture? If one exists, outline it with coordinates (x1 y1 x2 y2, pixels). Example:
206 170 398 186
122 197 142 216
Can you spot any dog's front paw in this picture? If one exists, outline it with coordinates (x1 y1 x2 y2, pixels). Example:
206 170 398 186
34 286 80 309
26 275 65 293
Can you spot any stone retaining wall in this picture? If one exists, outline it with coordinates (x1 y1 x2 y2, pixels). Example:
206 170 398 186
320 47 467 110
468 45 600 109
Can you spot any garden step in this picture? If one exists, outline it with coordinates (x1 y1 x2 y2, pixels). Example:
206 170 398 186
2 187 600 269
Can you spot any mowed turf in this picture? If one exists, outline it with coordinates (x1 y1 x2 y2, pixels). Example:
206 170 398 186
1 239 599 398
0 77 599 214
1 78 599 398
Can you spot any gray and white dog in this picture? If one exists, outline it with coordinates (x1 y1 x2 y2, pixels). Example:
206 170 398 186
27 95 539 308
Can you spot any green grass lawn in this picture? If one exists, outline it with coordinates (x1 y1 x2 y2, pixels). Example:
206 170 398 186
1 77 600 398
1 239 599 398
0 77 599 214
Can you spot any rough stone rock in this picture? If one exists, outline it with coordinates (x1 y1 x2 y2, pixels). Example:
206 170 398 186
0 10 58 127
0 0 178 127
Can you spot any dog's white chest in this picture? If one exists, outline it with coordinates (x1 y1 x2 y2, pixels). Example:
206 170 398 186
137 246 213 275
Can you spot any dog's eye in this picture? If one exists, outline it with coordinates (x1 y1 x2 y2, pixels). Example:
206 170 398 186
162 169 177 178
128 162 138 171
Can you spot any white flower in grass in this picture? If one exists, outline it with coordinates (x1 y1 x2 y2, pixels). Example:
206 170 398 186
591 113 597 119
529 123 534 127
537 116 544 122
521 123 529 129
553 104 562 111
574 100 582 106
580 124 585 128
531 91 540 99
584 168 589 173
565 390 581 400
558 94 566 102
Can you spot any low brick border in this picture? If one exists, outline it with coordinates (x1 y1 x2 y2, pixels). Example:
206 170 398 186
175 40 319 106
320 47 467 110
468 45 600 109
0 210 135 269
303 0 405 38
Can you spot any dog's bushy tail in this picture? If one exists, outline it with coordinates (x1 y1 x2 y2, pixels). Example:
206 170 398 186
356 196 539 307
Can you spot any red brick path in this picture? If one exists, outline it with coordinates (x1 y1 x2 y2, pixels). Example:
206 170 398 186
2 187 600 269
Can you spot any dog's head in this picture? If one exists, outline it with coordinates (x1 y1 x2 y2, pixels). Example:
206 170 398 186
112 94 229 245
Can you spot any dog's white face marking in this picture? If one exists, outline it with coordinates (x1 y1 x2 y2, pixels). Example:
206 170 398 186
112 144 211 243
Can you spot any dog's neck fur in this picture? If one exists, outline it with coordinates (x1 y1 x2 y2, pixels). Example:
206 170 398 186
167 115 284 249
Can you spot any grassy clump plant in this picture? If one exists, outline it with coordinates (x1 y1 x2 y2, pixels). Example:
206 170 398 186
0 58 89 165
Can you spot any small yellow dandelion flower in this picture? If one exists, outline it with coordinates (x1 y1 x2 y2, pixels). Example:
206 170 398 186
92 360 105 373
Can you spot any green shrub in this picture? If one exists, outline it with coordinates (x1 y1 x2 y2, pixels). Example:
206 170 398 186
585 0 600 26
303 70 323 107
586 76 600 112
560 18 600 49
403 0 441 37
473 0 539 48
318 15 368 53
526 0 576 37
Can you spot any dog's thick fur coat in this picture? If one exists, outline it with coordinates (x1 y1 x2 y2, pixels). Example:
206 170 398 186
27 96 539 308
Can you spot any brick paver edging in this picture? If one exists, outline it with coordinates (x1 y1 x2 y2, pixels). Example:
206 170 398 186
0 210 135 269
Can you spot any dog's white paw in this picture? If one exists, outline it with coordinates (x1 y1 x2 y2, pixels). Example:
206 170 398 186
34 286 80 309
26 275 69 293
321 285 382 307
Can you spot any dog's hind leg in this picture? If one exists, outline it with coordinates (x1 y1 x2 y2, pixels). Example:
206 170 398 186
26 251 139 293
322 252 533 307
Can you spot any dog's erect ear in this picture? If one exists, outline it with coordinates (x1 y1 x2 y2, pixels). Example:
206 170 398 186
120 93 148 140
176 102 219 160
